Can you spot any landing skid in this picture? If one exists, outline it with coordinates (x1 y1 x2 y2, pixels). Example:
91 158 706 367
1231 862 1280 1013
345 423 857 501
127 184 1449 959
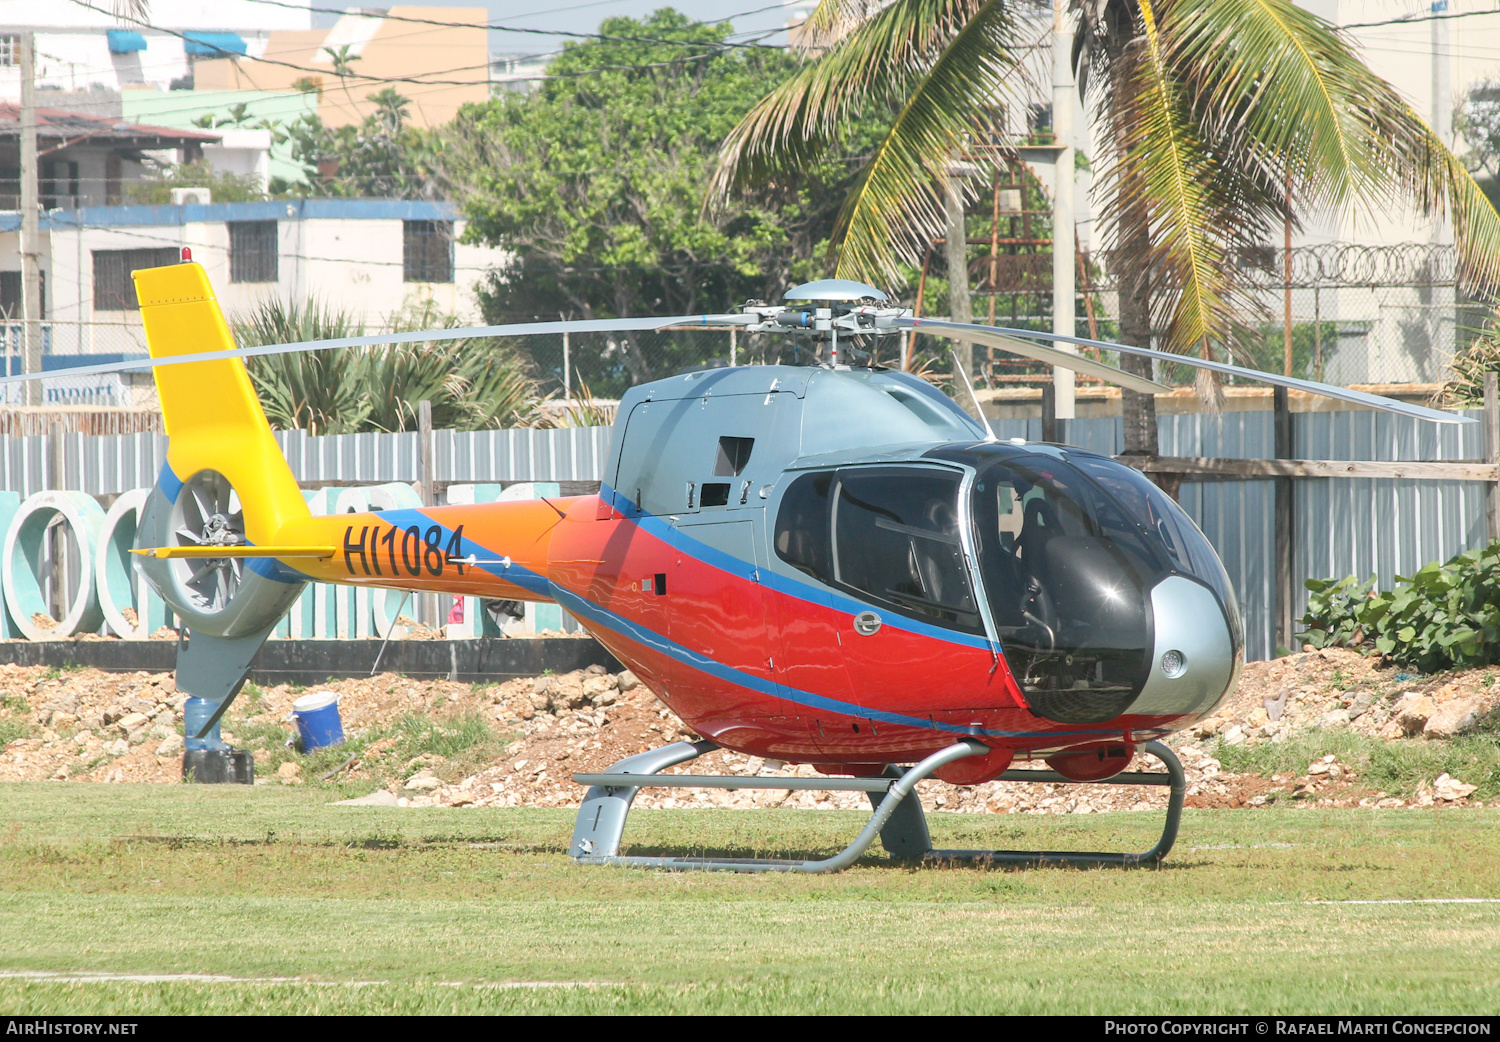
568 740 1186 873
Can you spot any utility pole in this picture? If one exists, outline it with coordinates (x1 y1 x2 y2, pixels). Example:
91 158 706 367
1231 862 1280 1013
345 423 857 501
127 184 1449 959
19 32 41 407
1050 0 1076 423
944 170 974 416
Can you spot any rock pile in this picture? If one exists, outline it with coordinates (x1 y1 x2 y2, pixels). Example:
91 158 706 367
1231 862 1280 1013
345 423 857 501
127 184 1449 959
1 645 1494 813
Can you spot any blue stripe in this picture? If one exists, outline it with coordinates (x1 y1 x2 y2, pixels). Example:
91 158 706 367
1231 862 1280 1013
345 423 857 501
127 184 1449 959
246 553 316 585
360 509 552 597
552 583 1134 740
158 463 183 504
398 502 1134 742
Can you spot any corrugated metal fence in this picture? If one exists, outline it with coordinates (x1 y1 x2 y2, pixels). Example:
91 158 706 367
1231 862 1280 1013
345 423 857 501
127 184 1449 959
0 416 1487 661
0 426 615 496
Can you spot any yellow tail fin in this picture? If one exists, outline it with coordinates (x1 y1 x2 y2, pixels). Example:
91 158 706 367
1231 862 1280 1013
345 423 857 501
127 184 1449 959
134 261 309 546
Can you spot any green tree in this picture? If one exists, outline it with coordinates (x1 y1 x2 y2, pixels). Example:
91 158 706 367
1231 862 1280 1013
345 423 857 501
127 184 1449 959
712 0 1500 455
285 88 447 200
447 9 879 387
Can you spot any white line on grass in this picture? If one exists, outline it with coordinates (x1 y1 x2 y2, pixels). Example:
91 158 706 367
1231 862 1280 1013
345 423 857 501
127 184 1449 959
1284 898 1500 906
0 971 299 984
0 970 613 988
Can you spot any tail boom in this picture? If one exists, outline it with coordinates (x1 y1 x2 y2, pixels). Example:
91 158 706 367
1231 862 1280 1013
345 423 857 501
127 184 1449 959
272 497 585 604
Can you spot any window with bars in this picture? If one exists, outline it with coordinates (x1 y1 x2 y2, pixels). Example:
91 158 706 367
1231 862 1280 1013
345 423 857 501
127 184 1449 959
229 220 279 283
0 37 17 68
403 220 454 283
93 248 180 311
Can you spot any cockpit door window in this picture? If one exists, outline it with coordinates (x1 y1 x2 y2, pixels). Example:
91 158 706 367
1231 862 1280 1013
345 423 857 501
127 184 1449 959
774 466 982 636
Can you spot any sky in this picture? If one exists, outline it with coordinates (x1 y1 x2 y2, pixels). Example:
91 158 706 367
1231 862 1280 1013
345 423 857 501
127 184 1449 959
311 0 811 57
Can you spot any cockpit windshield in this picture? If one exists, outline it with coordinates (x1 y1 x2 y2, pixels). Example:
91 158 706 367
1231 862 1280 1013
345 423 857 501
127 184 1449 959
1066 453 1243 652
969 451 1240 723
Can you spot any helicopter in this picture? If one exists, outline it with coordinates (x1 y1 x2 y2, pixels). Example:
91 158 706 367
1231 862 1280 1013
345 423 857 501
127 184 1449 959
3 259 1468 872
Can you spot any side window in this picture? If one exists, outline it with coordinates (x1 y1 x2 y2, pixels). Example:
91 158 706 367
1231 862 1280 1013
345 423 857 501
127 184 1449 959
229 220 278 283
774 471 833 582
93 247 179 311
403 220 454 283
832 468 981 633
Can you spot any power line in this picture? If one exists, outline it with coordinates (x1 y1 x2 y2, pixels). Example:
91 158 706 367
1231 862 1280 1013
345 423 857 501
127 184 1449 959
67 0 782 88
1342 5 1500 31
236 0 778 50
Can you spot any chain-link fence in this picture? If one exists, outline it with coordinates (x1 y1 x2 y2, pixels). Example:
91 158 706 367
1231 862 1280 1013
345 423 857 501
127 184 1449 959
1211 243 1474 387
0 244 1470 421
0 320 158 411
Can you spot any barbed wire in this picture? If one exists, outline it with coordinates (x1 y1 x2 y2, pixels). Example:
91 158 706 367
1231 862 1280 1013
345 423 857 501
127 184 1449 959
1087 243 1461 292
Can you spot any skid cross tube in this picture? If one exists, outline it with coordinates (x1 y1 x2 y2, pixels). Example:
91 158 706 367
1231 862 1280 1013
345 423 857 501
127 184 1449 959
927 741 1186 868
568 740 1186 873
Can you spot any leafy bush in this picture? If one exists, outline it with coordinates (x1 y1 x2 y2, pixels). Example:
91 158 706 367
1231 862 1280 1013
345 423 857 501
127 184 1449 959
125 160 269 204
235 297 545 433
1300 575 1377 650
1299 541 1500 671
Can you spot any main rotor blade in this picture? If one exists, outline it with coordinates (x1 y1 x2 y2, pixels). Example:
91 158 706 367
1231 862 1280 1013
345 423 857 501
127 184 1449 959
904 318 1472 426
895 318 1168 396
0 314 744 386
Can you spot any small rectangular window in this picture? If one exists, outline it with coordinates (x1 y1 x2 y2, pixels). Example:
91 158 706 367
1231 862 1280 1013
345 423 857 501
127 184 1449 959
774 471 834 582
700 482 730 507
93 248 180 311
714 436 754 476
229 220 278 283
403 219 454 283
0 271 19 319
0 37 18 68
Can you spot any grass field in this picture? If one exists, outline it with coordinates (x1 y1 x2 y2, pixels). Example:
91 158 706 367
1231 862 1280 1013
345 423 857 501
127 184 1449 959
1 784 1498 1014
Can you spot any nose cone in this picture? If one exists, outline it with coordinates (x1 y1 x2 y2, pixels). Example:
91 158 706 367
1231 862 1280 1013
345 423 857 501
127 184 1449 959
1128 576 1237 719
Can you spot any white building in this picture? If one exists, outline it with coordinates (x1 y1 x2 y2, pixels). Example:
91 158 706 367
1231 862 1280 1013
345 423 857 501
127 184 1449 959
1 197 507 405
0 0 314 96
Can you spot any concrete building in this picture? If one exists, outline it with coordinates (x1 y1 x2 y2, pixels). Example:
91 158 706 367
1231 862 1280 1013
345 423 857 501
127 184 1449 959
990 1 1500 387
1 198 507 406
0 105 217 210
192 7 490 129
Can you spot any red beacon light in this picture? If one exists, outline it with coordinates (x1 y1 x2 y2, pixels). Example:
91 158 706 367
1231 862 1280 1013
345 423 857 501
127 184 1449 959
181 247 192 263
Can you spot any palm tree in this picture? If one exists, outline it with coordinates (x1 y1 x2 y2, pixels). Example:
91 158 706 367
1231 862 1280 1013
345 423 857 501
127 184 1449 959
234 297 544 434
710 0 1500 454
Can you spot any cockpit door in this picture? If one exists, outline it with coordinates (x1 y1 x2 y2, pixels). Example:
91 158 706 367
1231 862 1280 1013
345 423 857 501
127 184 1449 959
826 466 1002 720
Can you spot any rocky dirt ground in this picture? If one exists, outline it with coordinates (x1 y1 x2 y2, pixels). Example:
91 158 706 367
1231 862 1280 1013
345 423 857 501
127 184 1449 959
0 645 1496 815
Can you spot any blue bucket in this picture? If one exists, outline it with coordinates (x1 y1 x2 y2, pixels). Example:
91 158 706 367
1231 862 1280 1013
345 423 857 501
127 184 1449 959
290 692 344 752
183 697 229 751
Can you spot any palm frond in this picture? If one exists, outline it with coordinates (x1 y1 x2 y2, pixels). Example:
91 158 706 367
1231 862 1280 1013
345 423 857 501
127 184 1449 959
830 0 1025 282
236 298 369 435
709 0 1019 228
1097 0 1240 369
1164 0 1500 291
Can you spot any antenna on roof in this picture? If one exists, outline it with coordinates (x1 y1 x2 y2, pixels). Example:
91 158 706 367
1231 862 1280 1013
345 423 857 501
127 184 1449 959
950 349 998 443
